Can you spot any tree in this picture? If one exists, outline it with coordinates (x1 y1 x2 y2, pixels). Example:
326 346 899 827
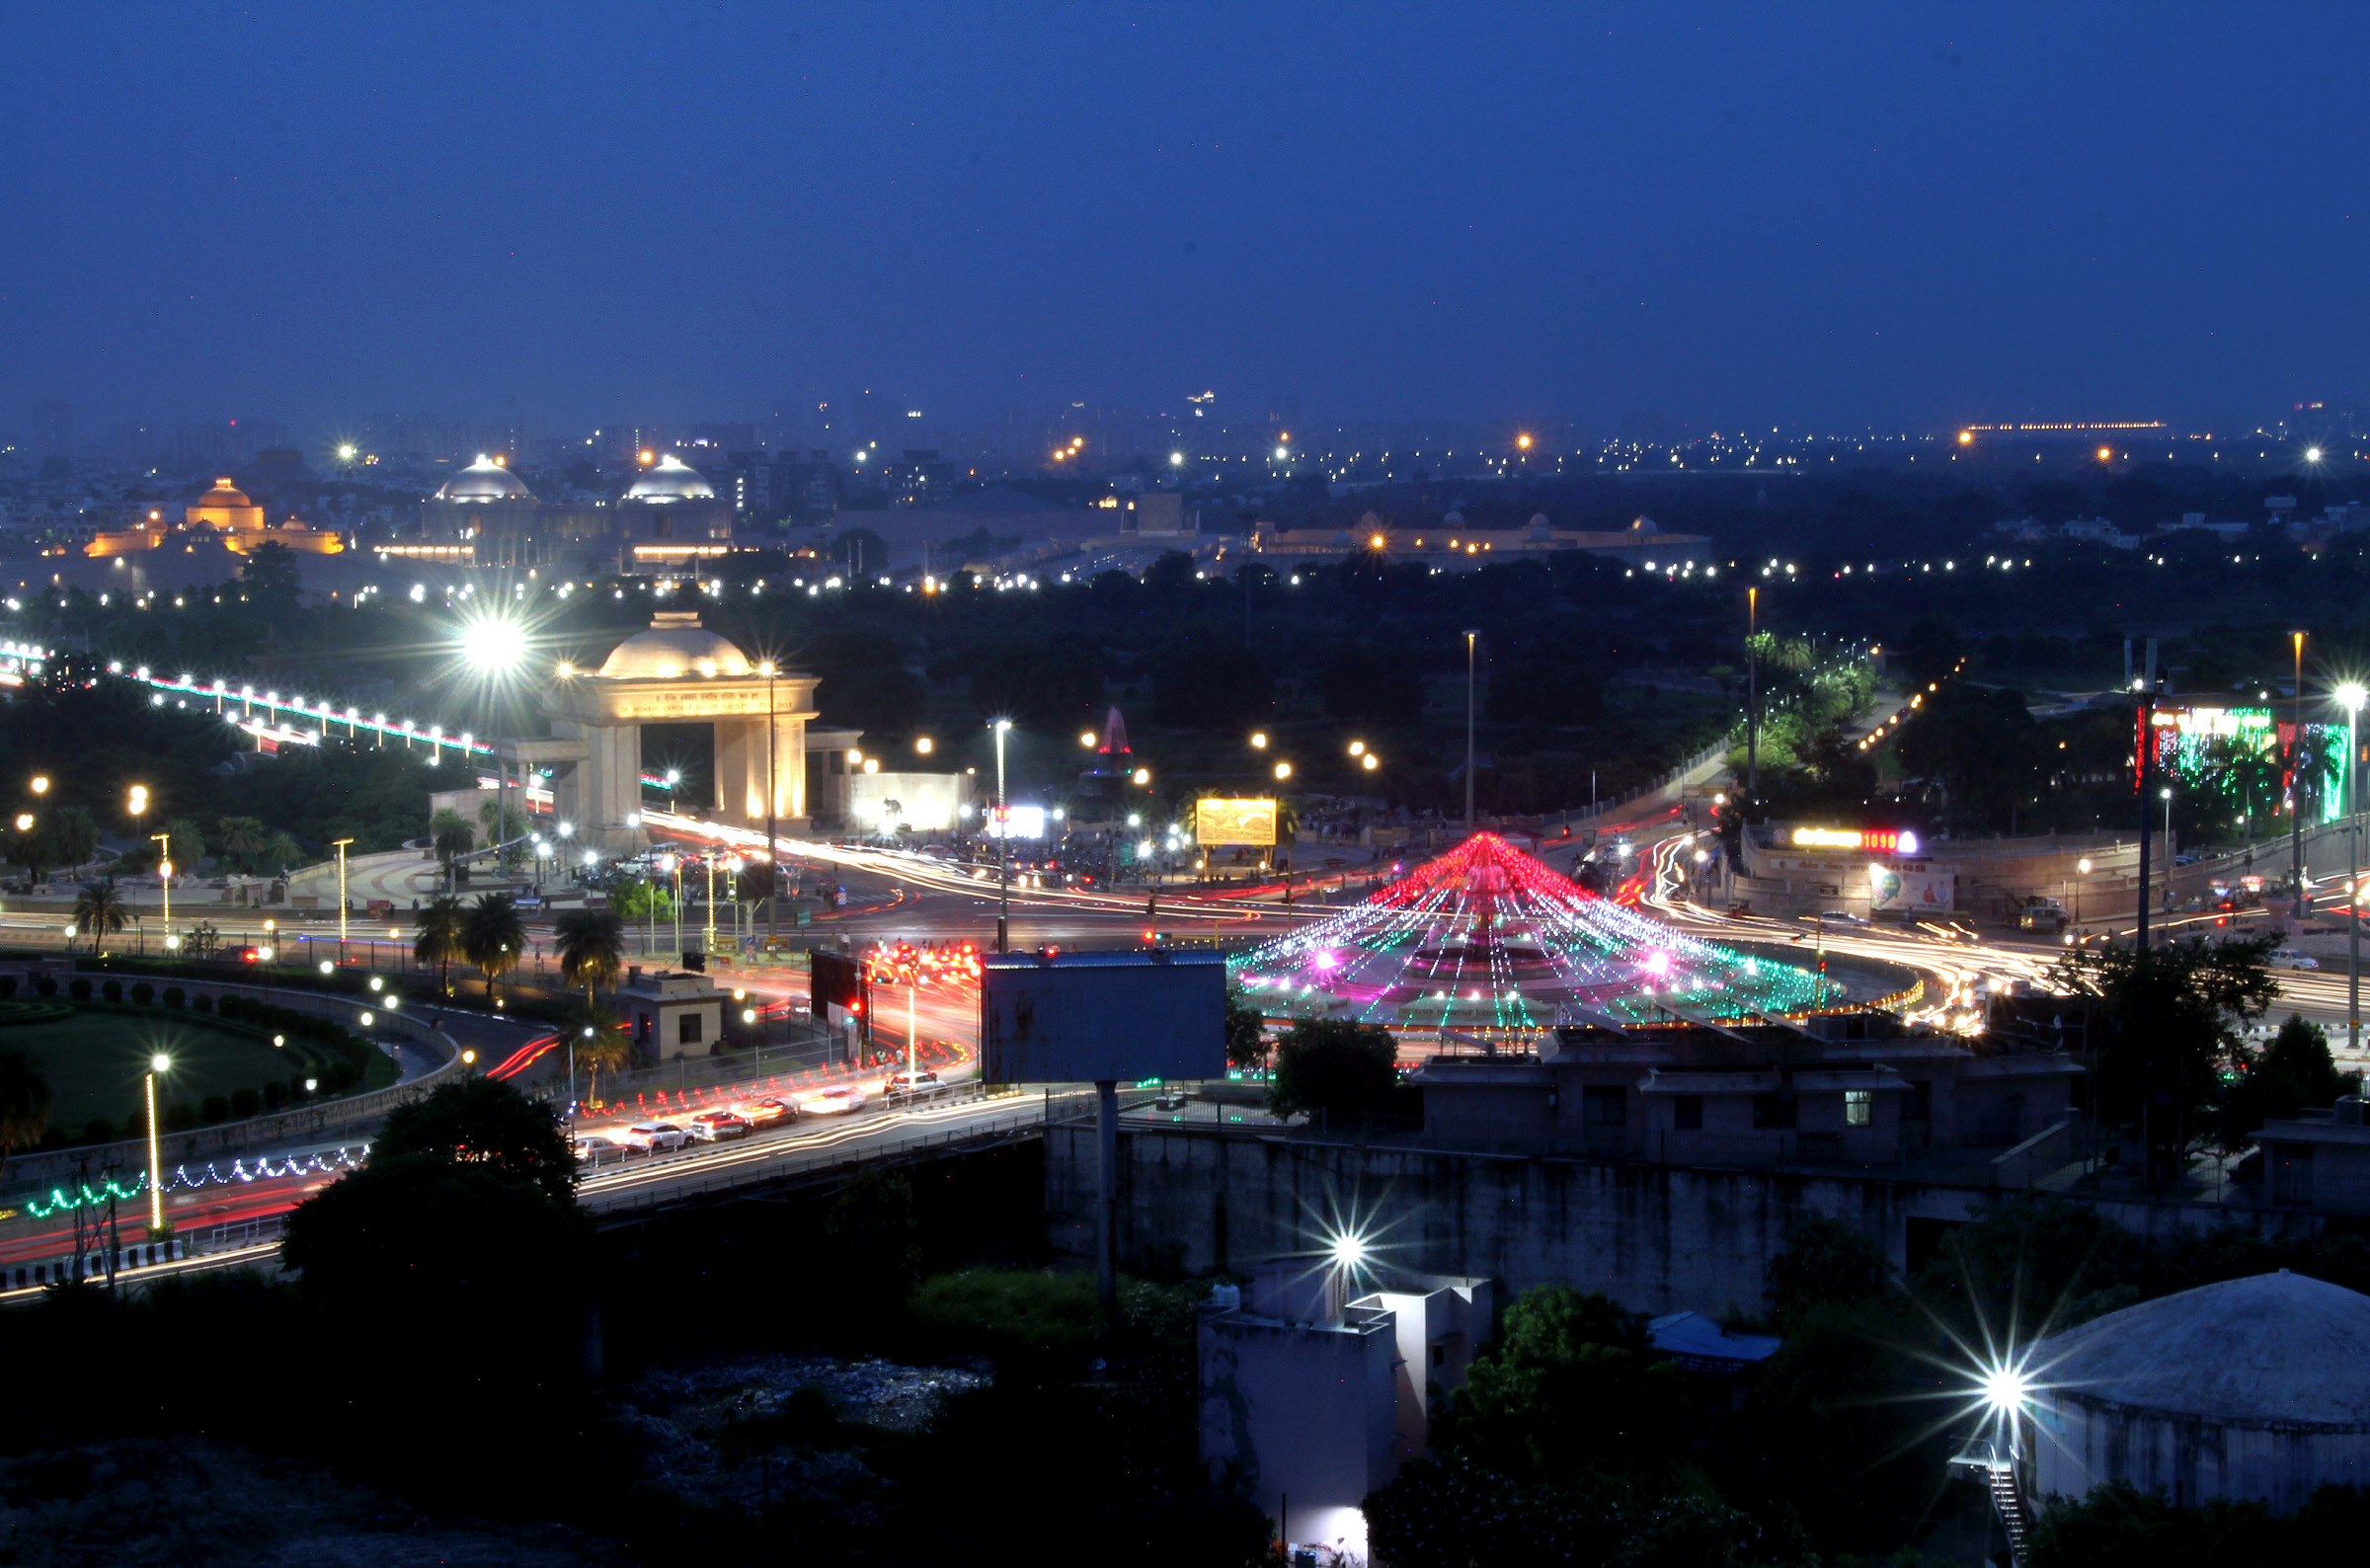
8 814 43 885
1224 986 1266 1069
414 894 467 993
0 1048 53 1174
70 881 128 952
1321 643 1427 725
574 1015 632 1105
554 907 626 1008
2051 935 2277 1183
608 874 672 922
2225 1013 2357 1143
462 892 526 999
238 540 301 598
819 663 929 736
826 526 892 570
215 815 268 873
1893 612 1964 688
968 635 1107 726
158 816 208 871
1764 1216 1892 1328
429 807 473 887
1438 1286 1686 1478
371 1076 577 1206
40 805 98 875
1150 637 1271 731
1267 1018 1405 1118
1484 650 1605 728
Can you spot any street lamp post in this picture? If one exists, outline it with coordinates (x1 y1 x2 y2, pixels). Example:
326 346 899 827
762 661 780 951
332 837 353 963
2293 632 2308 916
150 832 172 953
1746 588 1759 794
2076 856 2092 930
2340 683 2367 1056
1463 630 1479 834
144 1056 168 1236
993 719 1012 952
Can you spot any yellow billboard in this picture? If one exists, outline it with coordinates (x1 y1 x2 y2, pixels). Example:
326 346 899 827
1196 797 1278 846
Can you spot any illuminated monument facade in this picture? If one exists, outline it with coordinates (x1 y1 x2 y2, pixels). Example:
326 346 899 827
522 611 858 853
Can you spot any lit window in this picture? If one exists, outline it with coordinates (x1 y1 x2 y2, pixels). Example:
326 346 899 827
1845 1089 1873 1128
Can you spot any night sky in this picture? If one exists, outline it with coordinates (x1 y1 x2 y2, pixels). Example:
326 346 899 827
5 2 2365 434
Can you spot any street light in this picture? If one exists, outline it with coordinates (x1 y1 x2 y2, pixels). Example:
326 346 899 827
30 776 47 797
2076 856 2093 929
145 1056 169 1234
1274 761 1293 781
992 719 1012 951
2339 681 2368 1055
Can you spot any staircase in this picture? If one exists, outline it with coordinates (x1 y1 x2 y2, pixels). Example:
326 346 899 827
1951 1439 2030 1565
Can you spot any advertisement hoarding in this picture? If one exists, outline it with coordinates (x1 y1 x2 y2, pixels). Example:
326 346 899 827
1195 797 1278 846
984 804 1048 840
982 950 1227 1083
1868 865 1955 913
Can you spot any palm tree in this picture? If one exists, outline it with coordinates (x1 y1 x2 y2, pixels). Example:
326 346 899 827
0 1048 52 1178
574 1016 632 1108
70 881 129 953
430 808 473 891
9 816 44 886
463 892 526 999
415 894 468 994
159 817 208 874
555 907 626 1009
215 816 267 874
40 806 99 877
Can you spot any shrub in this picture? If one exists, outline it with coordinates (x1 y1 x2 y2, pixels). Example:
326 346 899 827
162 986 184 1009
164 1101 198 1133
101 980 121 1003
82 1118 113 1143
193 994 212 1013
263 1080 284 1111
34 977 54 996
287 1078 310 1104
199 1094 230 1125
130 981 153 1006
230 1088 260 1119
68 978 91 1000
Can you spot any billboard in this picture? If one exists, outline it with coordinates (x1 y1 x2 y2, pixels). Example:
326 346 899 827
1868 865 1954 913
982 950 1227 1083
984 804 1048 840
1196 797 1278 846
847 770 962 832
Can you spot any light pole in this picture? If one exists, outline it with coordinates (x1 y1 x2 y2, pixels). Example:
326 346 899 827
993 718 1012 952
150 832 173 953
1746 588 1759 795
2159 788 2173 925
2340 682 2367 1056
2076 856 2092 930
669 854 683 964
1463 630 1479 834
2293 631 2308 914
762 660 780 951
145 1055 168 1235
332 836 353 962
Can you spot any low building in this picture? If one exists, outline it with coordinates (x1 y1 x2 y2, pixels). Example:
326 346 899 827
1414 1016 2083 1179
2028 1272 2370 1514
614 966 728 1059
2254 1097 2370 1212
1199 1264 1492 1566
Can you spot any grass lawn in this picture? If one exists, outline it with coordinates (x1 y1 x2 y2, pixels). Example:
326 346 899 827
0 1008 325 1131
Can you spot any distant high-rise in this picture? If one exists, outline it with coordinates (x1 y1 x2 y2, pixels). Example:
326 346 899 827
30 399 71 457
110 422 160 467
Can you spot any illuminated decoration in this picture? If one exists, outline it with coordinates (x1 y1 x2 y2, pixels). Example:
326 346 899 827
1229 833 1842 1030
27 1145 369 1220
1785 825 1921 855
2148 705 2348 826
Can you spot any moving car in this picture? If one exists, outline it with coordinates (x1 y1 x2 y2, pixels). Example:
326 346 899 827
687 1110 751 1141
887 1069 940 1092
621 1122 690 1153
2269 949 2322 971
2015 897 2071 933
799 1085 867 1116
735 1097 798 1128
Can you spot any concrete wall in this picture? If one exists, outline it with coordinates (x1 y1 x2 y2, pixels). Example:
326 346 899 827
1053 1125 2327 1320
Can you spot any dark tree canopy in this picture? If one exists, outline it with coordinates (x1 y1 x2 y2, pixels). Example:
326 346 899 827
369 1076 578 1205
1266 1018 1404 1117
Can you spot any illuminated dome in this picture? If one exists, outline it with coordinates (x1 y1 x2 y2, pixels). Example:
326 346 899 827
596 612 753 679
623 452 716 502
435 454 534 502
198 478 253 509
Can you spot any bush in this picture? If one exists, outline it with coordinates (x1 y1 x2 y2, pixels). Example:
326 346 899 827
164 1101 198 1133
130 981 153 1006
194 994 212 1013
68 978 91 1000
82 1118 113 1143
287 1078 310 1104
162 986 184 1009
263 1080 285 1111
102 980 121 1003
34 977 54 996
230 1088 260 1119
199 1094 230 1125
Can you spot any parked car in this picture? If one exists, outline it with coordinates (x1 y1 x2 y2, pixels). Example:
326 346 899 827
686 1110 751 1141
573 1135 628 1167
735 1097 798 1128
2270 949 2322 971
621 1122 689 1152
2016 897 2071 933
799 1085 867 1116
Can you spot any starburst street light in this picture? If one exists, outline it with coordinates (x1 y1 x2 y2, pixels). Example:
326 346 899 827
460 615 528 672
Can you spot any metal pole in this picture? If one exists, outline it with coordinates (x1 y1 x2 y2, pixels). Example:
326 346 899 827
2294 631 2307 914
2351 702 2362 1058
1096 1078 1118 1323
333 837 353 962
765 664 779 951
995 720 1011 952
1746 588 1759 794
1463 631 1477 834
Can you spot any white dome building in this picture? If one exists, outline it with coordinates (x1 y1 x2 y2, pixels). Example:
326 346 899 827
434 454 535 503
418 454 542 565
622 452 716 502
616 452 733 561
595 615 755 680
2029 1272 2370 1513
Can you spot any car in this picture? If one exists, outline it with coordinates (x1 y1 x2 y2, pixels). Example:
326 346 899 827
573 1134 628 1167
887 1069 940 1092
621 1122 690 1152
800 1085 867 1116
2270 949 2322 971
686 1110 751 1141
735 1097 798 1128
